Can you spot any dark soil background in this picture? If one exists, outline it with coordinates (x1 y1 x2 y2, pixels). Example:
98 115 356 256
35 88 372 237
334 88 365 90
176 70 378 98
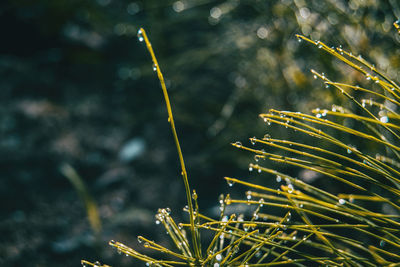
1 1 399 266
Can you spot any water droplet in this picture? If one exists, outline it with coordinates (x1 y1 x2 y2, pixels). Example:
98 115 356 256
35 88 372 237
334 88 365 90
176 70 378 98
288 184 294 193
227 180 235 187
251 137 256 145
347 148 352 154
276 175 282 182
297 37 302 43
313 74 317 79
366 74 371 80
316 113 321 118
380 116 389 123
137 29 144 42
155 220 160 224
361 100 366 107
94 261 101 267
253 212 259 219
249 166 253 172
152 63 157 72
219 194 225 205
380 240 386 247
216 254 223 261
338 199 346 205
233 141 242 147
258 168 262 173
137 236 143 243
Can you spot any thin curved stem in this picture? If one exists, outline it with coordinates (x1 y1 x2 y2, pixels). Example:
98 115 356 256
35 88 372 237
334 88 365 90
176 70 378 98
138 28 201 262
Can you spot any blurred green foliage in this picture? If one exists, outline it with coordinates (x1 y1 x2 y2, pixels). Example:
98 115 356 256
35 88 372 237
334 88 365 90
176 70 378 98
1 0 400 266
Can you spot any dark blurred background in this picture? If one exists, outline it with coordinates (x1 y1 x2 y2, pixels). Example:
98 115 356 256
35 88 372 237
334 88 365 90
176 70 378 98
1 0 399 266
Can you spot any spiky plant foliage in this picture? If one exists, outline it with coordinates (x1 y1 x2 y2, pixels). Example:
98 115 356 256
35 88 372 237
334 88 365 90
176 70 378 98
82 23 400 267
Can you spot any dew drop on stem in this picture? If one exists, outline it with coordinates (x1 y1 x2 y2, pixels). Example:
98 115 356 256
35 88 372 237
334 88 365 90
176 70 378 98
234 141 242 147
380 116 389 123
227 180 235 187
251 136 256 145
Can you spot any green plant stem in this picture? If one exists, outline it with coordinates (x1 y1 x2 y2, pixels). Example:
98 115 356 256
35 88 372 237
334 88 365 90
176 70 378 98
139 28 201 263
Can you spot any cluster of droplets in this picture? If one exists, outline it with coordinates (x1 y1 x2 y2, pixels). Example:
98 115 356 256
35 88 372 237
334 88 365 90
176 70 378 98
154 207 171 225
361 98 373 108
314 108 328 118
249 164 262 173
110 240 131 257
219 194 225 211
263 117 272 125
243 223 257 232
137 29 144 42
